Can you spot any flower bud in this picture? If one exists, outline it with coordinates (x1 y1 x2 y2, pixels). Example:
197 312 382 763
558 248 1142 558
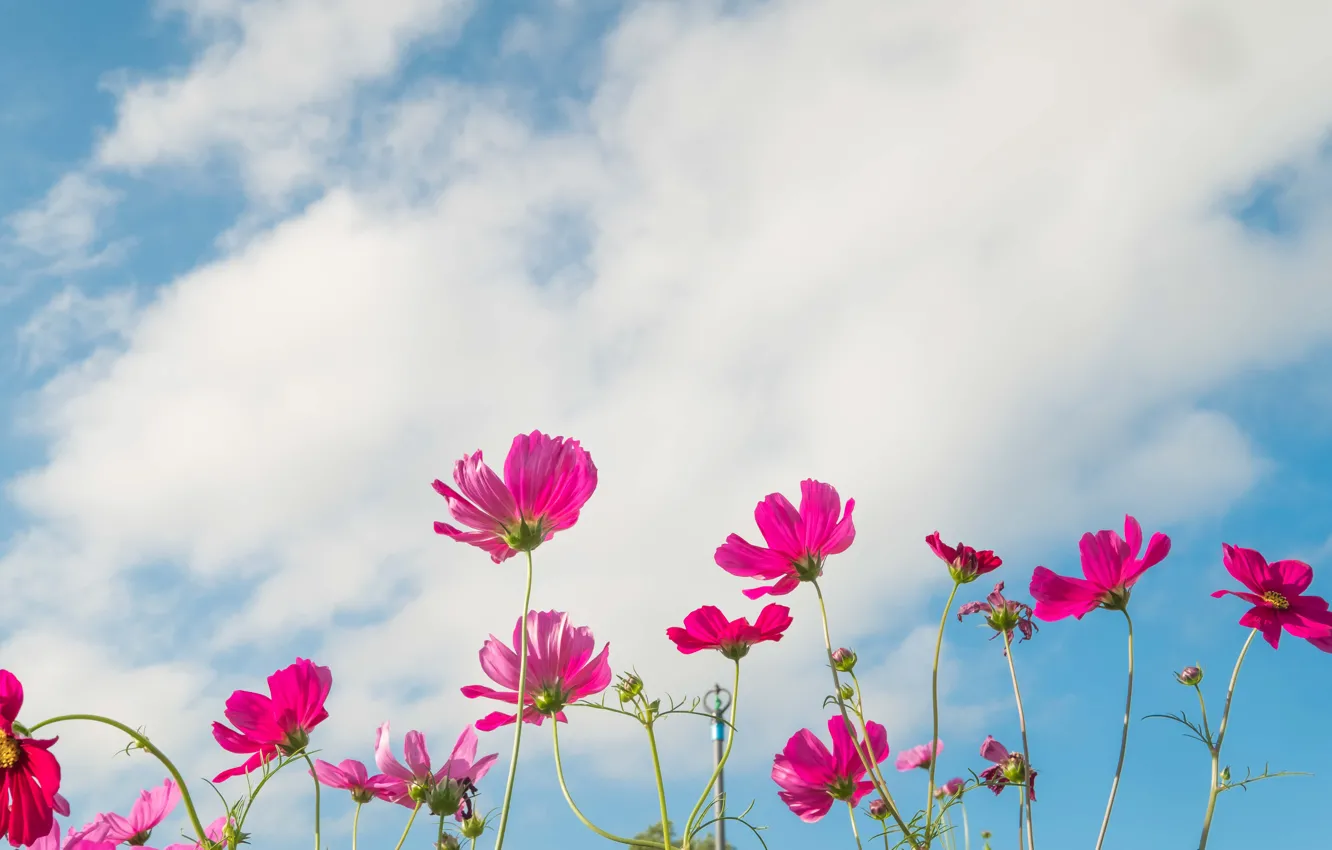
831 648 857 673
1220 765 1231 782
867 798 891 820
437 835 461 850
460 815 486 839
1175 666 1203 686
838 683 855 701
1000 754 1028 785
617 674 643 703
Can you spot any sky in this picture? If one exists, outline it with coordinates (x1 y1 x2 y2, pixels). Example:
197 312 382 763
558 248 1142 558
1 0 1331 848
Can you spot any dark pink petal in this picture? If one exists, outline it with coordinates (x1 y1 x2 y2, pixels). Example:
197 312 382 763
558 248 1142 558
374 723 415 782
477 633 522 691
454 450 519 525
403 730 432 779
979 735 1008 764
753 492 803 556
742 575 802 599
715 535 792 581
219 690 283 741
1268 559 1314 597
212 752 266 783
432 522 517 563
1029 567 1101 621
926 533 957 565
753 604 794 640
781 728 837 787
1221 544 1270 595
563 642 613 700
432 479 509 535
1077 531 1121 592
268 658 332 733
0 670 23 728
1123 516 1142 558
1238 606 1284 649
679 606 731 648
211 721 262 755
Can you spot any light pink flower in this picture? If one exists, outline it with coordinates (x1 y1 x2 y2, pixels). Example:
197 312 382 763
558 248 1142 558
715 480 856 599
934 777 965 798
665 604 793 660
80 778 180 846
0 670 63 847
979 736 1035 800
32 822 117 850
1029 515 1170 621
895 740 943 772
462 611 612 730
926 534 1002 584
373 724 498 819
211 658 332 782
160 815 234 850
1211 544 1332 651
310 758 399 805
433 431 597 563
772 716 889 823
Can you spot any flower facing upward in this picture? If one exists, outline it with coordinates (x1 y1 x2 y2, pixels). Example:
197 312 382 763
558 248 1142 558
979 736 1035 800
0 670 63 847
374 724 497 818
462 611 612 730
926 534 1002 585
1175 666 1204 686
1029 515 1171 621
210 658 332 783
958 582 1038 652
665 604 793 660
433 431 597 563
1211 544 1332 652
81 778 180 846
895 740 943 772
772 716 889 823
309 758 398 805
715 480 856 599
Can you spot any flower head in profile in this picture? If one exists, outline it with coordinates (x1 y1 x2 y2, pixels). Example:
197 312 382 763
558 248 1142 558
958 582 1038 652
666 604 793 660
374 724 497 818
1211 544 1332 652
926 534 1002 585
716 480 856 599
934 777 965 799
211 658 332 783
0 670 64 847
772 716 889 823
1029 515 1170 621
310 758 399 805
159 815 238 850
462 611 612 730
433 431 597 563
79 778 180 846
895 739 943 772
979 736 1035 800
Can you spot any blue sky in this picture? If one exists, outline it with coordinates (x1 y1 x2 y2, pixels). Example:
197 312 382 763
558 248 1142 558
1 1 1331 849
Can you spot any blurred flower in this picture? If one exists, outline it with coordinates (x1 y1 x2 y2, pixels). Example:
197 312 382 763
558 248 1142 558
310 758 398 805
896 740 943 772
82 778 180 846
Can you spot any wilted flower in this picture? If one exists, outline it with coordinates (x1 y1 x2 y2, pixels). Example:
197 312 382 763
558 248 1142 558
210 658 332 783
926 534 1002 584
895 740 943 772
958 582 1038 652
1029 515 1170 621
666 604 793 660
0 670 64 847
1175 666 1203 686
1211 544 1332 651
772 716 889 822
979 736 1035 800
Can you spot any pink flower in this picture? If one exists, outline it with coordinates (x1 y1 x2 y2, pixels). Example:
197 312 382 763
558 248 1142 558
926 534 1002 584
160 815 235 850
1211 544 1332 652
210 658 333 783
895 739 943 771
1029 515 1171 621
958 582 1038 653
462 611 612 730
80 778 180 846
772 716 889 823
31 822 117 850
665 604 793 660
934 777 965 798
715 480 856 599
374 724 498 819
0 670 63 847
433 431 597 563
309 758 399 805
979 736 1035 800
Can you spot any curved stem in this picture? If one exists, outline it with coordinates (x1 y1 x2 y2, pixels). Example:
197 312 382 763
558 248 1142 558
392 802 422 850
925 582 962 838
493 549 536 850
351 802 362 850
1001 632 1035 850
683 661 741 844
847 802 864 850
1198 628 1258 850
847 672 898 804
813 580 919 846
551 721 641 846
644 720 671 850
1193 683 1212 746
301 753 322 850
26 714 209 846
1092 609 1134 850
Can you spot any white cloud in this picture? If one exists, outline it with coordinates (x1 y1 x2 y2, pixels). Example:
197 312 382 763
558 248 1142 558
16 286 139 370
4 173 127 273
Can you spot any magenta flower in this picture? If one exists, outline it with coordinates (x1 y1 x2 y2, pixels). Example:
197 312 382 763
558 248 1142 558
310 758 398 805
210 658 332 783
159 815 235 850
666 604 793 660
462 610 612 730
80 778 180 846
715 480 856 599
958 582 1038 652
772 716 889 823
374 724 498 818
934 777 965 799
433 431 597 563
1029 515 1171 621
895 739 943 772
1211 544 1332 652
926 534 1002 584
0 670 63 848
979 736 1035 800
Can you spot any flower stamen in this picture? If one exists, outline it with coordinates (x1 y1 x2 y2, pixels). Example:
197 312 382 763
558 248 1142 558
0 732 20 769
1262 590 1290 610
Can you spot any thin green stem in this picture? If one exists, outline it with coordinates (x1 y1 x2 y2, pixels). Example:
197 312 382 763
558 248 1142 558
438 814 447 849
960 800 970 850
847 802 864 850
301 753 322 850
1193 683 1212 745
551 721 641 846
1198 628 1258 850
848 672 900 810
26 714 209 846
925 582 962 839
644 720 671 850
1001 632 1035 850
392 802 422 850
683 661 741 844
1092 609 1134 850
351 802 362 850
493 549 536 850
1016 793 1025 850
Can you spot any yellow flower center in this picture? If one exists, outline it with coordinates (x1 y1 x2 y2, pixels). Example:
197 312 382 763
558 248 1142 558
1262 591 1290 610
0 732 20 769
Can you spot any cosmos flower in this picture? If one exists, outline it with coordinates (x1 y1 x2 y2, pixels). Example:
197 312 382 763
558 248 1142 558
1211 544 1332 651
1029 515 1170 621
210 658 332 782
665 604 793 660
772 716 889 822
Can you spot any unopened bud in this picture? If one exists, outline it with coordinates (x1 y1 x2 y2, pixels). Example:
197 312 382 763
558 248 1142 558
1220 765 1231 782
460 815 486 839
1175 666 1203 686
436 835 461 850
617 674 643 703
831 648 857 672
868 798 891 820
838 683 855 701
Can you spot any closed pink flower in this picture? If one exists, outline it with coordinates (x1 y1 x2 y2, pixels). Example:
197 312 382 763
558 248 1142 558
1029 515 1170 621
934 777 965 798
979 736 1035 800
895 739 943 771
772 716 889 823
374 724 498 818
1211 544 1332 651
462 611 612 730
666 604 793 660
433 431 597 563
211 658 332 782
0 670 63 847
926 534 1002 584
80 778 180 846
309 758 399 805
716 480 856 599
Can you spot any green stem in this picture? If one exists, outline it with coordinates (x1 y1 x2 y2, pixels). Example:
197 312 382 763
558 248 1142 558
392 802 422 850
25 714 209 846
551 721 641 845
961 800 970 850
925 582 962 840
1092 609 1134 850
682 661 741 844
351 802 362 850
848 672 901 812
644 720 671 850
1198 628 1258 850
1193 683 1212 746
1001 632 1035 850
302 753 322 850
847 802 864 850
438 814 447 848
493 549 536 850
813 580 919 847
